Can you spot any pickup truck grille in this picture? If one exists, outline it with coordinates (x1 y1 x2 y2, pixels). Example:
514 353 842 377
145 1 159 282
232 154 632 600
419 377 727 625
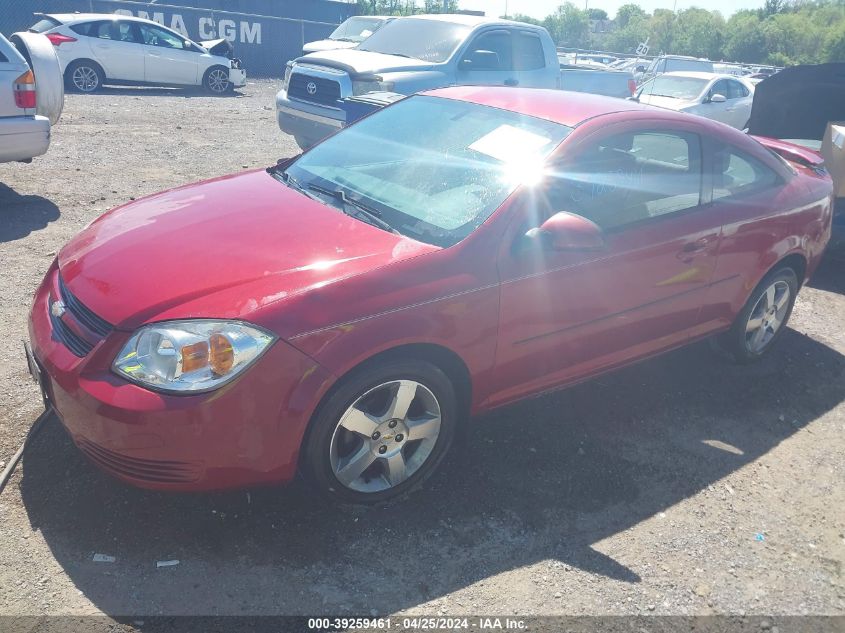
288 73 341 106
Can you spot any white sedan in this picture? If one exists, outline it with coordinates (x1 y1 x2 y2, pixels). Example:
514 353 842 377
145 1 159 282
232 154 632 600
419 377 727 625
634 72 755 130
28 13 246 94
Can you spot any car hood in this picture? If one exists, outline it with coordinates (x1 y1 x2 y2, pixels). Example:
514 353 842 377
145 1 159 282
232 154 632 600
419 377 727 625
302 39 358 53
747 63 845 140
57 170 437 330
298 48 436 75
636 94 694 110
199 38 233 58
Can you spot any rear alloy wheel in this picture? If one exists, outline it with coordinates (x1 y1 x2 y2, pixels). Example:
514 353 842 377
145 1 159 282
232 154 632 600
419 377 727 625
712 266 798 363
302 360 457 504
203 66 231 94
67 61 103 93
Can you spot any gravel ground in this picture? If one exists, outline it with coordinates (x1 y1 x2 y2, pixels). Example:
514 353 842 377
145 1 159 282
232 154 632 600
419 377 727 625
0 80 844 623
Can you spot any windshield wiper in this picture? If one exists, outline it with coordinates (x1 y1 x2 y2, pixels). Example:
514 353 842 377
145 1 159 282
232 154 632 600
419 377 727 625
269 167 320 200
307 183 400 235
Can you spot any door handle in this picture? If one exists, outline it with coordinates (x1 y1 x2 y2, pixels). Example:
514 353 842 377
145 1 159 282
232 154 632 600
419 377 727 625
504 78 519 86
677 237 711 261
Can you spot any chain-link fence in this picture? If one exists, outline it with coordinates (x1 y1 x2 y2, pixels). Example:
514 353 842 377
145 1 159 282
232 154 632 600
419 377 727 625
1 0 356 76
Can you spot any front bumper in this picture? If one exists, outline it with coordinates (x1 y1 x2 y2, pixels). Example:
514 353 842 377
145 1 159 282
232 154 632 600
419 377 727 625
27 262 334 491
275 88 345 148
229 66 247 88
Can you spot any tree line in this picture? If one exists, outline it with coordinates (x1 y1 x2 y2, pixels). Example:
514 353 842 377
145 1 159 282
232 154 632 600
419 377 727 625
355 0 845 66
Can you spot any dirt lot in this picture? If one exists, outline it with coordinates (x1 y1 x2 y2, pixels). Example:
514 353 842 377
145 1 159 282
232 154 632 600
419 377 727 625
0 80 844 623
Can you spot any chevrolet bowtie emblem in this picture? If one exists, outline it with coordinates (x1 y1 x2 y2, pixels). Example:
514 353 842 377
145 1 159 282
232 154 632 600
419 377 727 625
51 300 66 318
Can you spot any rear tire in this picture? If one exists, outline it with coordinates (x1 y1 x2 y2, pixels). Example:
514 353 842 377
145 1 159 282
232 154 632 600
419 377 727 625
65 60 104 93
203 65 232 94
300 359 458 505
712 266 798 363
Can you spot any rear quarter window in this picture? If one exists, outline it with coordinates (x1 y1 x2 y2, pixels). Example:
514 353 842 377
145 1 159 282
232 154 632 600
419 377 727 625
29 17 61 33
70 22 94 37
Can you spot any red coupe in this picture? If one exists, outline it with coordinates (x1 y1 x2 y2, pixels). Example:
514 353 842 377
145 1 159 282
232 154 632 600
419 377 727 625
27 87 833 503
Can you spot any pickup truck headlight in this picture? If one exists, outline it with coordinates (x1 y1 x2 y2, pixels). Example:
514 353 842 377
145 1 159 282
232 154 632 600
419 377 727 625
352 79 395 96
283 63 293 90
113 320 275 393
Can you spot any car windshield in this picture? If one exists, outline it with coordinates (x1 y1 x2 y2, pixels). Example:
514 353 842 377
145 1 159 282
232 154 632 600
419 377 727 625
283 95 571 247
357 19 471 62
639 76 708 100
329 17 386 43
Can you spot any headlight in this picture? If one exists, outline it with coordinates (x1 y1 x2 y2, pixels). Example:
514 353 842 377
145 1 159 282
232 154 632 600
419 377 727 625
113 320 275 393
283 63 293 90
352 78 395 96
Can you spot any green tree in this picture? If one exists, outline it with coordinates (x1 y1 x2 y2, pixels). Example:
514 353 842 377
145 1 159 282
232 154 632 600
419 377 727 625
587 8 609 21
543 3 590 47
615 3 647 29
509 13 543 25
823 22 845 61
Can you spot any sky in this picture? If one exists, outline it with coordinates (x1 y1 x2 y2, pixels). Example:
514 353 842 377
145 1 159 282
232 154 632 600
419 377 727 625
459 0 766 20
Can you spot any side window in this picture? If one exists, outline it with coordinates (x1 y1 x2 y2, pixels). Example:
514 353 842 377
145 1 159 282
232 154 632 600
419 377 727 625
139 24 186 49
69 22 93 37
513 33 544 71
728 80 749 99
114 21 140 43
712 148 781 201
542 130 702 230
90 21 114 40
710 80 728 100
462 31 512 71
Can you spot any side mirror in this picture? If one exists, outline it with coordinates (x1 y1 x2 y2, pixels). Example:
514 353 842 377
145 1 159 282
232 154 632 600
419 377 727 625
709 93 727 103
525 212 605 251
460 50 499 71
635 65 646 73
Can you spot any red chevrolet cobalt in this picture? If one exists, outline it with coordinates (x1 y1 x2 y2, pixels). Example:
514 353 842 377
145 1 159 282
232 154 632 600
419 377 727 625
27 87 833 503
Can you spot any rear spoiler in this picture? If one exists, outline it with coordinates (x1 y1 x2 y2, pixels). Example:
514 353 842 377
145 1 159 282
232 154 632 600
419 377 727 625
750 135 825 169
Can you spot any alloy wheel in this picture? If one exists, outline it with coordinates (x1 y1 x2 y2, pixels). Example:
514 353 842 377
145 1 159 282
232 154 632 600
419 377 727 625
329 380 442 493
207 68 230 93
72 66 99 92
745 280 790 354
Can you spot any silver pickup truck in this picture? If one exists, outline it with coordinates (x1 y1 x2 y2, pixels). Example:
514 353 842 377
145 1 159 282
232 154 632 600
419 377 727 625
276 14 564 149
0 32 63 163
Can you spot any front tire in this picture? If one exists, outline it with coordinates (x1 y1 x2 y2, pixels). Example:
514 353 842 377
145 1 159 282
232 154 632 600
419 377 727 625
300 359 458 505
65 60 104 93
203 65 232 94
714 266 798 363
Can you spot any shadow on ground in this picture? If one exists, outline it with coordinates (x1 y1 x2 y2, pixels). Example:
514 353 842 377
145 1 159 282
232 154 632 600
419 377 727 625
18 329 845 615
0 183 60 242
76 86 246 98
809 243 845 295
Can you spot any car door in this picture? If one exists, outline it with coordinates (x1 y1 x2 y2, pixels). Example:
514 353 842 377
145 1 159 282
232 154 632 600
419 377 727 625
490 122 723 405
84 20 145 81
137 23 200 86
726 79 753 129
697 79 732 125
454 29 519 87
511 31 553 88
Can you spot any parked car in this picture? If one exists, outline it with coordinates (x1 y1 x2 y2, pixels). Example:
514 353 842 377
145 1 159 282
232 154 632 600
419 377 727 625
302 16 394 54
27 88 832 503
27 13 246 94
277 14 615 149
559 63 636 99
0 31 62 163
634 72 754 130
637 54 714 84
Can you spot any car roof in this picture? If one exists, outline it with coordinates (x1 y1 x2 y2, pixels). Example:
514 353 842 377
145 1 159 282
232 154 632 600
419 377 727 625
41 13 165 26
660 71 740 81
402 13 526 27
423 86 677 127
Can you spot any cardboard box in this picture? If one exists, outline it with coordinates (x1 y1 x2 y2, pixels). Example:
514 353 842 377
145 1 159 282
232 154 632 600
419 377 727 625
821 121 845 198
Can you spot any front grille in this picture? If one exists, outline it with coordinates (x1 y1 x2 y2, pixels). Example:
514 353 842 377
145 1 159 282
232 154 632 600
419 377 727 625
50 308 93 356
58 275 112 337
288 73 341 106
77 438 202 484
